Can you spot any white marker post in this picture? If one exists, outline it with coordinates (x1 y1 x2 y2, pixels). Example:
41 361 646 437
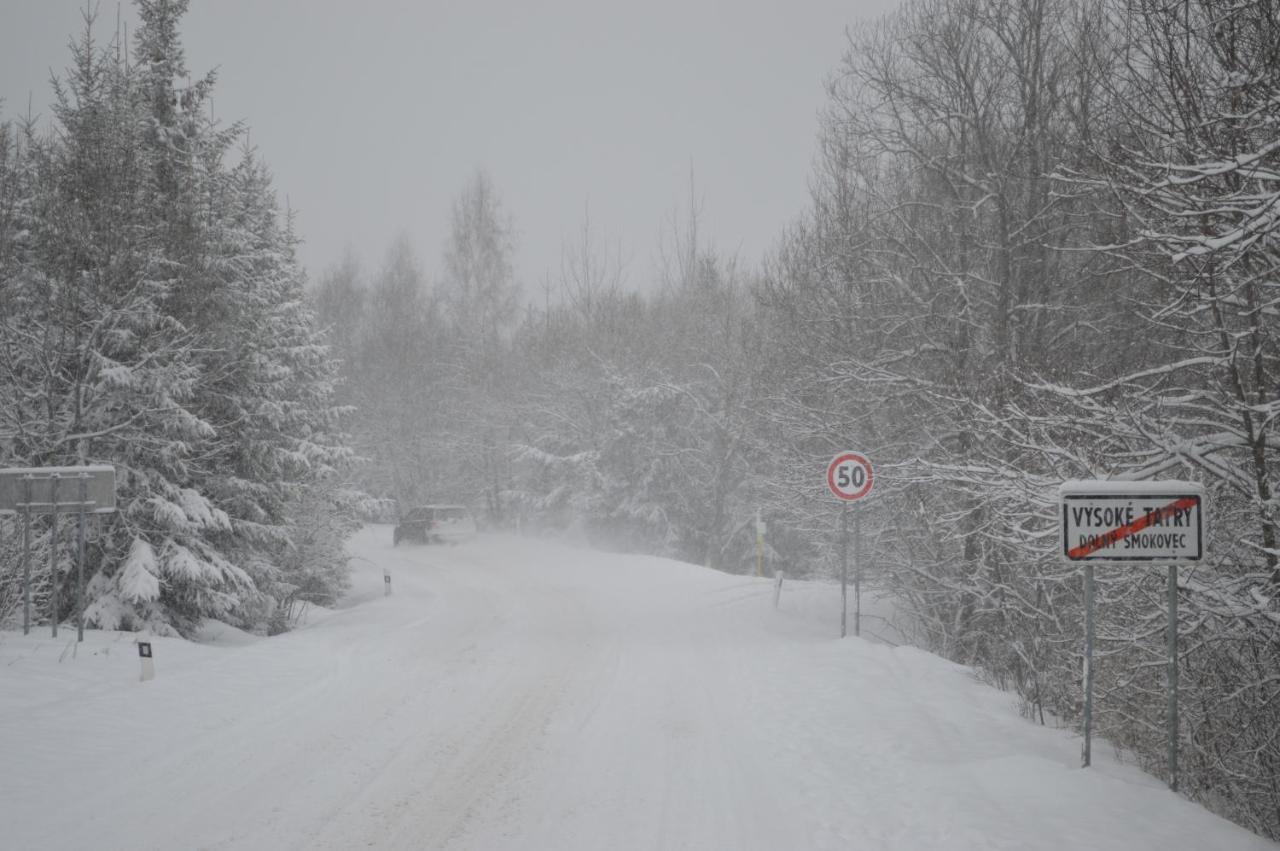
827 452 874 638
384 569 392 596
1059 480 1204 790
138 641 155 682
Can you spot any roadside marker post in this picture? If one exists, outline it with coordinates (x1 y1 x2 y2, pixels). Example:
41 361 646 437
1059 480 1204 791
138 641 155 682
827 452 874 638
384 569 392 596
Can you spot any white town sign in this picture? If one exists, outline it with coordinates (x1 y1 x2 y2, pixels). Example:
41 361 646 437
1059 480 1203 562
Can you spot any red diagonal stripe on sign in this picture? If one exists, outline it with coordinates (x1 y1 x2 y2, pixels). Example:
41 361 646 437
1067 496 1198 559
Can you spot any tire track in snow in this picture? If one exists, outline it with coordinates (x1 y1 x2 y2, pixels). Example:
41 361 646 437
317 560 614 851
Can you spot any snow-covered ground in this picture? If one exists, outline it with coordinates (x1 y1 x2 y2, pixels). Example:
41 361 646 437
1 526 1274 850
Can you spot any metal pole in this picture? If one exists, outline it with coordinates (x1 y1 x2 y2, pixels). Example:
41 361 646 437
77 473 87 642
755 508 763 578
853 508 862 638
1082 560 1095 768
49 474 59 638
1168 563 1179 792
22 477 32 636
840 504 848 638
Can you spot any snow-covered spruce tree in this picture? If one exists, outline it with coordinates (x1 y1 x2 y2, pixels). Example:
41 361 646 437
0 114 42 625
0 4 354 635
99 0 354 634
195 147 355 628
0 12 229 634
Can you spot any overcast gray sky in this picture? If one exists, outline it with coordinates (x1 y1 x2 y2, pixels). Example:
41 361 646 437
3 0 894 294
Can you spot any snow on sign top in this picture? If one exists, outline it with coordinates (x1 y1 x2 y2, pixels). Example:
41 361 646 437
1058 480 1204 562
827 452 874 502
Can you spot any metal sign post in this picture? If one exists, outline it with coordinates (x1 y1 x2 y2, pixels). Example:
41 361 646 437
77 472 88 642
1168 563 1179 791
755 509 766 578
1 466 116 641
22 476 32 635
49 474 59 637
827 452 875 639
854 508 863 638
1059 480 1203 790
1082 559 1095 767
840 504 849 638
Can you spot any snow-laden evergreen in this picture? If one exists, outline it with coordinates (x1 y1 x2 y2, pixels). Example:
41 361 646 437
0 2 353 636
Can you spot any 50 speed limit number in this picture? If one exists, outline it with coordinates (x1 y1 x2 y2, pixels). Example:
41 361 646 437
827 452 874 502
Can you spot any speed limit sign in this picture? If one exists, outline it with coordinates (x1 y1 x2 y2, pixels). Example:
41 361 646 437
827 452 873 502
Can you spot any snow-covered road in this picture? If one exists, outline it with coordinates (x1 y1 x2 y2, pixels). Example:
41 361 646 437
1 526 1274 850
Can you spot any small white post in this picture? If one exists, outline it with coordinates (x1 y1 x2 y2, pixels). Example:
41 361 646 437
773 571 784 610
138 641 155 682
384 569 392 596
755 508 766 578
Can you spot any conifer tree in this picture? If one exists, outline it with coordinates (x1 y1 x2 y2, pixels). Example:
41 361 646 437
0 2 355 634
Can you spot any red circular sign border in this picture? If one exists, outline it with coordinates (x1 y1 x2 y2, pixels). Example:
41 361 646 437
827 452 874 502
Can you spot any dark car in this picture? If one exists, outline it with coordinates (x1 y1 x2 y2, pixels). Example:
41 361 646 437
393 504 477 545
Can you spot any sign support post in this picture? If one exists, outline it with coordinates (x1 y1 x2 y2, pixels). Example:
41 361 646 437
1059 480 1202 789
77 472 88 643
49 474 59 638
854 508 862 638
1168 563 1179 792
755 508 765 578
22 476 32 635
1082 560 1095 767
840 504 849 638
1 466 117 641
827 452 874 639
